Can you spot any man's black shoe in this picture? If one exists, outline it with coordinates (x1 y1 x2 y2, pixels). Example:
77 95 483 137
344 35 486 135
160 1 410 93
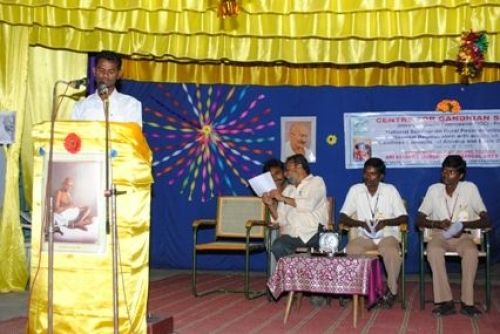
460 302 481 317
380 290 397 309
432 301 456 316
369 290 396 310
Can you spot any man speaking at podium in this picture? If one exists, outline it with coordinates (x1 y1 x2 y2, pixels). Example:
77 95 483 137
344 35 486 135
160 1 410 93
71 50 142 126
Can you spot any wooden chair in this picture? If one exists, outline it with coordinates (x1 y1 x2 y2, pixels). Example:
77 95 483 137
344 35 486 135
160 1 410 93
418 227 491 311
339 212 407 309
192 196 269 299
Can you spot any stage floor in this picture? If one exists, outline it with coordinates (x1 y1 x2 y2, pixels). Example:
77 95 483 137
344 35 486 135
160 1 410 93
0 264 500 332
0 268 183 322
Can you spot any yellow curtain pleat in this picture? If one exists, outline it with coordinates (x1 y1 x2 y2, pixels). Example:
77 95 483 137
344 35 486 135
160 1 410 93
27 25 500 64
2 0 498 36
1 0 498 13
0 24 29 292
121 60 500 86
1 0 498 64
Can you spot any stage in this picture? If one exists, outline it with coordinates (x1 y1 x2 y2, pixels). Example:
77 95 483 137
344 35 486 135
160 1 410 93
1 268 500 333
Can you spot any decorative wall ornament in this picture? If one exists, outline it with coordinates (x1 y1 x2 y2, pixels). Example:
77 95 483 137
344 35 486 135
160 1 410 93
145 84 276 202
326 134 338 146
64 132 82 154
218 0 239 18
436 99 461 113
456 31 488 81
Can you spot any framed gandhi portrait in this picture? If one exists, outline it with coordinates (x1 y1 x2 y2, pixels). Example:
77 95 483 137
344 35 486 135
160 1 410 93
281 116 317 163
42 152 107 254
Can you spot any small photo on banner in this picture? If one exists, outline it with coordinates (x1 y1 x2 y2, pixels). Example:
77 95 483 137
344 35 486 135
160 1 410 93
352 137 372 162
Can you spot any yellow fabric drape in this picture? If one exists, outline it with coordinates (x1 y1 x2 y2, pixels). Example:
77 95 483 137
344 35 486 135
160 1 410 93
0 0 499 64
29 121 152 334
21 47 88 210
121 59 500 86
0 29 87 293
0 24 29 292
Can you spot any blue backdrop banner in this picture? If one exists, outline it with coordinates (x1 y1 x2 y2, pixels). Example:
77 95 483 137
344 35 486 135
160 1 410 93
118 81 500 274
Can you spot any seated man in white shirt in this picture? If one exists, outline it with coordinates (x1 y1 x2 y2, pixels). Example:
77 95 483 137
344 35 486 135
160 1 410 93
339 157 408 308
417 155 490 317
262 154 328 260
72 50 142 126
263 154 328 306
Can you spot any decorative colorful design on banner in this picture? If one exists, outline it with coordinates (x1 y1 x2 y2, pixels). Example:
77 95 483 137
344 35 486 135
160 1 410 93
145 84 276 201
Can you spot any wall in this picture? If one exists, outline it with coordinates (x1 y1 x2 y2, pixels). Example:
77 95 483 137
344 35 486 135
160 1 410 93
121 81 500 273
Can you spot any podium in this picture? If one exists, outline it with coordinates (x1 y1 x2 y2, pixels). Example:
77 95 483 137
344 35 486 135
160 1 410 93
28 121 153 333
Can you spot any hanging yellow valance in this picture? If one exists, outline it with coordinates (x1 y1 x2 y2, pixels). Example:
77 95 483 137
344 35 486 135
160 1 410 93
1 0 499 64
121 59 500 86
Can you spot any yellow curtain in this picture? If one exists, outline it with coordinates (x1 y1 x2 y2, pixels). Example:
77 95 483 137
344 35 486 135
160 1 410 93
0 0 498 64
120 60 500 86
0 24 29 292
0 29 87 293
21 47 88 210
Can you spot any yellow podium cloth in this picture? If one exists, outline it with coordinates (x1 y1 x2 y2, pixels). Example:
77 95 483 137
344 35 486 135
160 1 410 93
28 121 153 333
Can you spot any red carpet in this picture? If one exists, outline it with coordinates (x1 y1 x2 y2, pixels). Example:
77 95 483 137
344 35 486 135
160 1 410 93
2 273 500 333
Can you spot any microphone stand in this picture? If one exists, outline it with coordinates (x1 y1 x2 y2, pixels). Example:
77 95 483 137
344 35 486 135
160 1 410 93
45 79 68 334
101 90 120 334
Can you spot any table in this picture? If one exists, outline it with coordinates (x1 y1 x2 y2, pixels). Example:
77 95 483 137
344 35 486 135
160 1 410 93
267 253 384 327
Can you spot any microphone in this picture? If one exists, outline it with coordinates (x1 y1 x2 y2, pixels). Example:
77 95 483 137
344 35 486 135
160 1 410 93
97 82 109 97
68 77 87 89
